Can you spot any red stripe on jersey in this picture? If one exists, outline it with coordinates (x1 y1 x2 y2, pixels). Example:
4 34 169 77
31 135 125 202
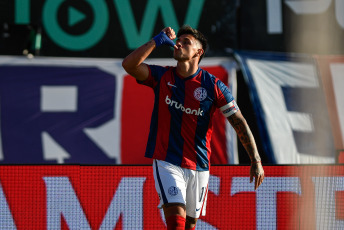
203 67 229 165
203 78 222 164
180 78 200 170
206 78 226 162
152 73 174 160
213 77 230 107
206 105 217 164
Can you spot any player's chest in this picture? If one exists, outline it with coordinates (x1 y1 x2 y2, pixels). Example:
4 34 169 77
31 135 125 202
159 74 213 105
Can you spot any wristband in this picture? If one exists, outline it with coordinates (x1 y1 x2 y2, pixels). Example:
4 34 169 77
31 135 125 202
153 31 175 48
251 161 261 164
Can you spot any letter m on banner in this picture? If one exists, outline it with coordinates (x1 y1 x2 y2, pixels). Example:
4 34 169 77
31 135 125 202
114 0 205 49
44 176 146 229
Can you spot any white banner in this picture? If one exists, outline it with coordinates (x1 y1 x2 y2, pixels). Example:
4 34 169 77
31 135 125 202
316 55 344 162
236 51 336 164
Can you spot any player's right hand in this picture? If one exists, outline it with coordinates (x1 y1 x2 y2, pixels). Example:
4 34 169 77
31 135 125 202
162 27 176 41
153 27 177 49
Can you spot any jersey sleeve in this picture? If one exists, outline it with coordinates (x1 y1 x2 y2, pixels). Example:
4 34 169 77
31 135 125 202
214 79 240 118
136 64 169 89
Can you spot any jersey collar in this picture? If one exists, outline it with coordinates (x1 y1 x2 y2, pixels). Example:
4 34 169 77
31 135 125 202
174 67 201 81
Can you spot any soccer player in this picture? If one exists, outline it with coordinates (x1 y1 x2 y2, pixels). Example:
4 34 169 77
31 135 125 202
122 26 264 230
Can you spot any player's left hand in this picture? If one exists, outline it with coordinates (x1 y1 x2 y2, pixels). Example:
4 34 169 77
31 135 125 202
250 161 264 190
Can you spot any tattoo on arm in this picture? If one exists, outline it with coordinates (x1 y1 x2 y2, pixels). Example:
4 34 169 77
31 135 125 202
227 114 260 162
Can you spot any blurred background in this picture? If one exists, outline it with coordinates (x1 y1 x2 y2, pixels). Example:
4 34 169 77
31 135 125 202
0 0 343 165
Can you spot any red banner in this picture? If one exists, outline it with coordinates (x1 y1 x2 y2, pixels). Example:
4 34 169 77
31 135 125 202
0 165 343 229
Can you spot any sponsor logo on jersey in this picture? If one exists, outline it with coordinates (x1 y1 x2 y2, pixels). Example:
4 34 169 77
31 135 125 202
193 87 207 101
165 96 204 116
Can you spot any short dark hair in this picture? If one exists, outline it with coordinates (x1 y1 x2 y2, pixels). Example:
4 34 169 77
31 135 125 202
177 25 208 62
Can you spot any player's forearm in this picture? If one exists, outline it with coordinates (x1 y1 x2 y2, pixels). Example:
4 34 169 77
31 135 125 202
123 39 156 67
238 124 261 162
122 39 156 78
227 113 261 162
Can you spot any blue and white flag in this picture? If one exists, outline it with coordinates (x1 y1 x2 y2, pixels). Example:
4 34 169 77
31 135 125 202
235 51 335 164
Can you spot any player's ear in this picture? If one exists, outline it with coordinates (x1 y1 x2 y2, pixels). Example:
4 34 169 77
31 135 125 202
197 49 204 57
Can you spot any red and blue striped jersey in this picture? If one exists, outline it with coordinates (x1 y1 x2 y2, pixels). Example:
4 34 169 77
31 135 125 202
138 65 239 171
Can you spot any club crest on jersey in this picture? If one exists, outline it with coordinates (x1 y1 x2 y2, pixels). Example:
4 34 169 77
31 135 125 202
193 87 207 101
168 186 178 196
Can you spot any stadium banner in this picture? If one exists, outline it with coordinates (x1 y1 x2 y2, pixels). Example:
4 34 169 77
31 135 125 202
315 55 344 163
1 0 237 57
0 165 342 229
238 0 344 54
235 51 336 164
0 56 238 164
